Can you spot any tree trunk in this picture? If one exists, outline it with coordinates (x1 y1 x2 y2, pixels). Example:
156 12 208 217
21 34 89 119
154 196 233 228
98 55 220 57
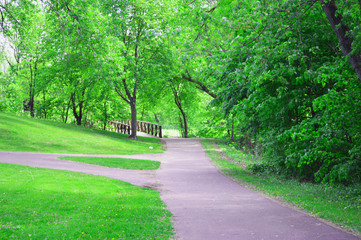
320 0 361 81
43 90 47 119
170 80 189 138
29 64 35 117
103 101 107 131
72 104 82 125
179 115 184 138
175 100 188 138
29 93 35 117
71 93 83 126
64 98 71 123
230 116 234 142
154 113 160 123
129 99 138 140
180 108 188 138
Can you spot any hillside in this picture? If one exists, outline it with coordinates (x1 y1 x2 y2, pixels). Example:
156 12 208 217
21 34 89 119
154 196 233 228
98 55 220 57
0 113 163 154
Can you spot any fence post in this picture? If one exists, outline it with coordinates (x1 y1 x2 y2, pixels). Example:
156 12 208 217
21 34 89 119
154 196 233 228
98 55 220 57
159 125 162 138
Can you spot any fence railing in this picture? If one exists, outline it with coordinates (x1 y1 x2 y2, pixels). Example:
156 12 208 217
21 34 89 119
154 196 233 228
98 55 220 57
108 120 162 138
137 120 162 138
107 120 130 134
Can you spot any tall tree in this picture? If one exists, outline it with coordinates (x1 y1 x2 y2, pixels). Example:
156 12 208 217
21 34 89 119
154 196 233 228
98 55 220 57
320 0 361 81
102 0 169 139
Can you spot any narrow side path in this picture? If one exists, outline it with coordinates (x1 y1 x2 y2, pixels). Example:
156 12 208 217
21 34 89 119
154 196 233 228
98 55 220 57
0 151 162 187
157 138 360 240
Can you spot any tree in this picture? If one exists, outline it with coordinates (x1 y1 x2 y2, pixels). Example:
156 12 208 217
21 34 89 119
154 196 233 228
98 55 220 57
43 0 105 125
1 1 47 117
102 0 170 139
320 0 361 81
169 78 189 138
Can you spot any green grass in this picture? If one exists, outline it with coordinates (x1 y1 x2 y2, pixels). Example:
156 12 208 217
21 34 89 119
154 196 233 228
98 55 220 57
59 157 161 170
0 113 163 154
0 163 174 239
217 140 262 166
202 140 361 236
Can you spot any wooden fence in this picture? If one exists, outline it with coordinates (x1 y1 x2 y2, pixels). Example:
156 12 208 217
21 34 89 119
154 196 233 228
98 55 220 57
108 120 162 138
108 120 131 134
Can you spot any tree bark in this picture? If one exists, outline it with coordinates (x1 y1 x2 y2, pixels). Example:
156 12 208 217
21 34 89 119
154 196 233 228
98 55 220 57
179 115 184 138
71 92 84 126
320 0 361 81
29 63 35 117
114 80 138 140
154 113 160 123
172 88 188 138
103 101 107 131
179 106 188 138
230 116 234 142
64 97 71 123
129 98 138 139
170 78 189 138
42 90 47 119
28 92 35 117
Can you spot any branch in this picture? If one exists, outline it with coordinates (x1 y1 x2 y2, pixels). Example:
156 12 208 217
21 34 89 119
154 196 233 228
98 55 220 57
169 79 182 108
62 0 79 21
236 25 267 49
5 56 12 68
194 5 218 42
0 8 4 32
180 71 217 98
114 80 130 104
206 6 217 13
0 4 21 29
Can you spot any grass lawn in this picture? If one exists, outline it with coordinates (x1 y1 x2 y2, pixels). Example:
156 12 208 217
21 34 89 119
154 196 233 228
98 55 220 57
202 140 361 237
0 163 174 239
0 113 163 154
59 157 161 170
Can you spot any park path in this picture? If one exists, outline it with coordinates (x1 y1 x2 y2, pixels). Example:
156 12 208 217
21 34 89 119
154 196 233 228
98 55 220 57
0 138 359 240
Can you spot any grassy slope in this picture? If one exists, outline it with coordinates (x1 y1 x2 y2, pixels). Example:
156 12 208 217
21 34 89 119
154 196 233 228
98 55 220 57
0 163 173 239
0 113 173 239
202 140 361 236
59 157 161 170
0 113 163 154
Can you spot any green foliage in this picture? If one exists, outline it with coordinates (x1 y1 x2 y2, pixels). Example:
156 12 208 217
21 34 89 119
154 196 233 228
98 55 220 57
198 0 361 184
0 163 174 239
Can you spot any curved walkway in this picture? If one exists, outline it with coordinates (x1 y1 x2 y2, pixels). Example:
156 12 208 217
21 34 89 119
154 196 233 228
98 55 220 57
0 138 359 240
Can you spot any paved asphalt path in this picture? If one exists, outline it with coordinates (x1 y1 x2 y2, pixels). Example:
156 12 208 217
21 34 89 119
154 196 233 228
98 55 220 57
0 138 359 240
